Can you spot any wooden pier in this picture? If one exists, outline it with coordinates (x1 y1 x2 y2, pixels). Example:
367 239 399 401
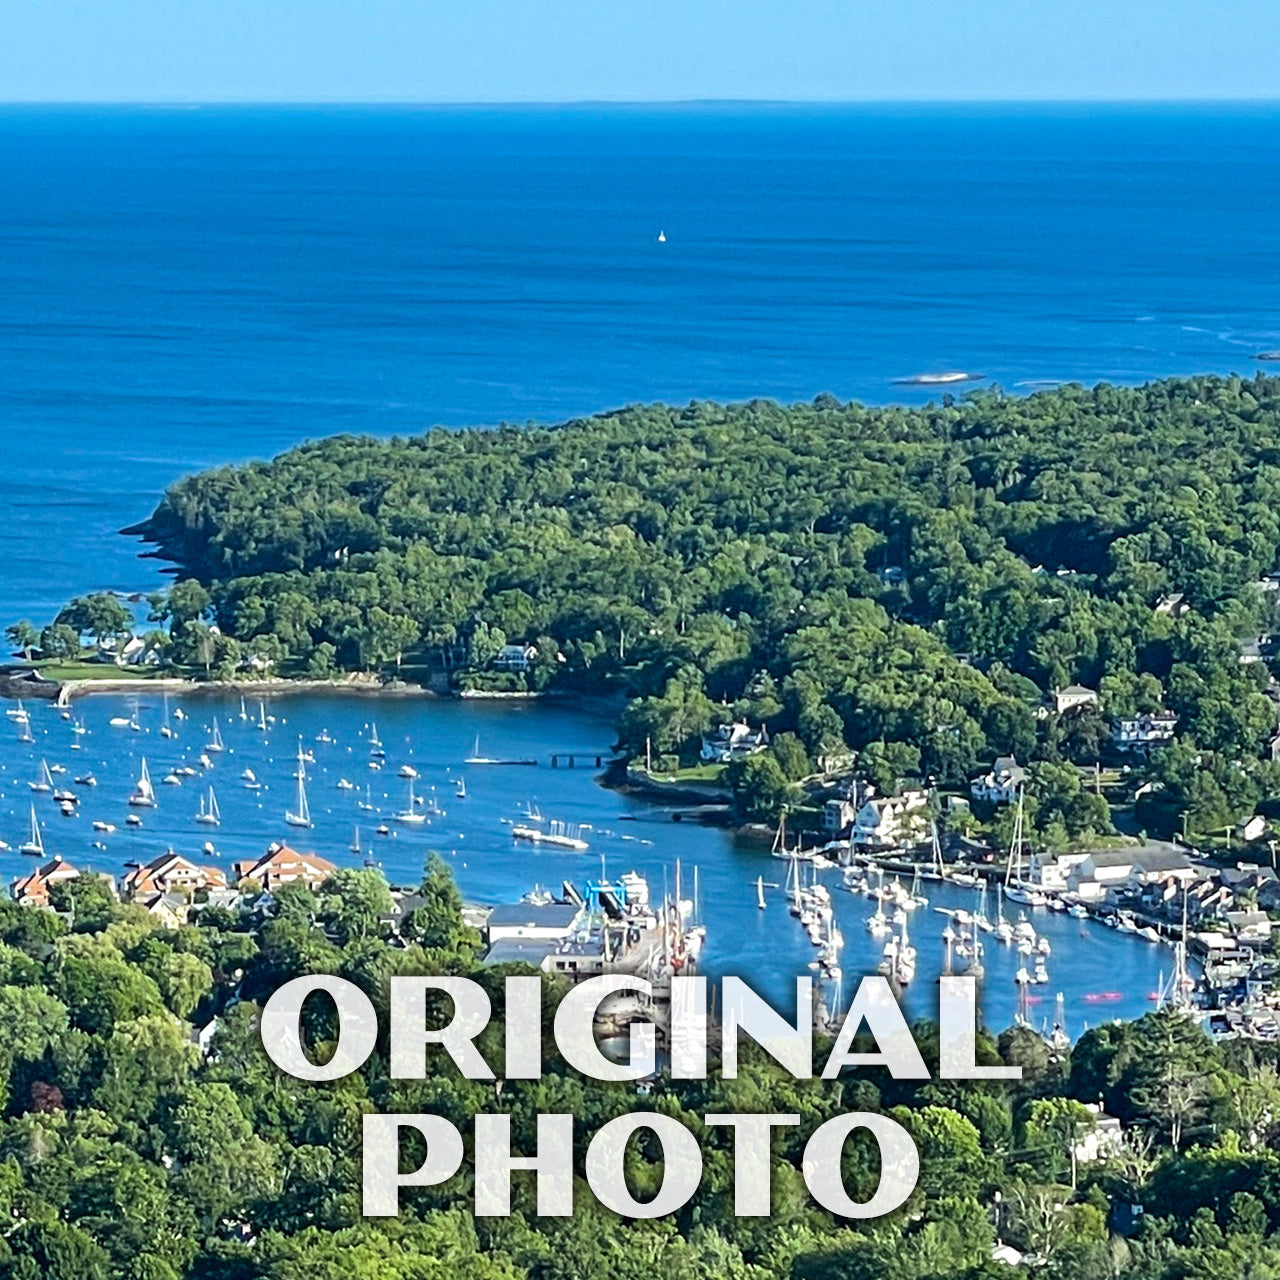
549 751 619 768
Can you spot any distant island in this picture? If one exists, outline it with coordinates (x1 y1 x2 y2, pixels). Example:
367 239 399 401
11 374 1280 851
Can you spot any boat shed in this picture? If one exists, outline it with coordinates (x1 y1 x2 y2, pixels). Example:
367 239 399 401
485 901 582 943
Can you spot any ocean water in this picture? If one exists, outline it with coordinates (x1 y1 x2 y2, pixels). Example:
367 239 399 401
1 103 1279 623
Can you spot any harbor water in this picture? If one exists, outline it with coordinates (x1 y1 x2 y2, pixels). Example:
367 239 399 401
1 688 1169 1038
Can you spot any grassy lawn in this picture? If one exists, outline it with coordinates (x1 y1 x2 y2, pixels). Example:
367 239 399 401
637 761 728 785
668 762 728 783
29 660 169 682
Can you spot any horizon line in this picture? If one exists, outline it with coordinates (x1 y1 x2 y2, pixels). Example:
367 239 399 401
1 95 1279 108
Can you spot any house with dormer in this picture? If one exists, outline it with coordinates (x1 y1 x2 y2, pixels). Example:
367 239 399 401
233 842 335 891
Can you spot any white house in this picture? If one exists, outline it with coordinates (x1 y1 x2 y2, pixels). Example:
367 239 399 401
1028 850 1093 893
970 756 1026 804
700 721 768 763
1112 711 1177 752
1238 814 1268 843
823 797 858 833
852 789 930 850
1072 1103 1125 1165
484 902 582 943
492 643 537 672
112 633 163 667
1054 685 1098 715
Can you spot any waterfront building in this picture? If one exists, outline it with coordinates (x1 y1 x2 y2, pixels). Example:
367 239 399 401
970 756 1026 805
699 721 768 763
851 789 930 850
11 855 79 908
823 796 858 833
122 850 227 900
1065 844 1194 901
233 842 335 891
480 872 702 999
492 643 538 672
1223 909 1273 946
1027 849 1092 892
485 902 583 944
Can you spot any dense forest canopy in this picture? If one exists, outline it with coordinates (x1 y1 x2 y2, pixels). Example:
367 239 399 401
1 862 1280 1280
128 375 1280 813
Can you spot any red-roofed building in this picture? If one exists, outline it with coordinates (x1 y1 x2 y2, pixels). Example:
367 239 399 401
121 850 227 901
233 842 335 891
12 856 80 908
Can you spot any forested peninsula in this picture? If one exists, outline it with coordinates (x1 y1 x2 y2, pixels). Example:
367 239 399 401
120 375 1280 841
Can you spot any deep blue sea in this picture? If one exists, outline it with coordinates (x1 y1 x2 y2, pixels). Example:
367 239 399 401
2 103 1279 623
0 104 1269 1029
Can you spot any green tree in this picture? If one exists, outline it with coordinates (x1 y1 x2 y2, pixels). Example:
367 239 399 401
39 623 81 661
317 869 393 946
56 593 133 647
5 620 38 660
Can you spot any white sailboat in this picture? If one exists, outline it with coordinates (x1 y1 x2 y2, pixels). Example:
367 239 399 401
206 717 225 753
396 776 427 825
895 911 917 985
160 693 175 738
239 697 248 722
994 883 1014 943
29 759 54 793
258 700 268 732
464 734 505 764
19 804 44 857
756 874 766 910
128 757 156 807
6 699 28 723
369 722 385 758
1003 784 1047 905
867 869 891 936
285 745 312 828
195 786 221 826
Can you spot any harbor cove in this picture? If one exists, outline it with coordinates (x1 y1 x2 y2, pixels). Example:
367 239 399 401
0 685 1197 1040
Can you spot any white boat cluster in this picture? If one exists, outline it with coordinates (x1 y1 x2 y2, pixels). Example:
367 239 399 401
6 694 460 862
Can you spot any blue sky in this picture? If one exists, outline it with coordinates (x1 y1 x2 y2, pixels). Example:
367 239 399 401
1 0 1278 102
